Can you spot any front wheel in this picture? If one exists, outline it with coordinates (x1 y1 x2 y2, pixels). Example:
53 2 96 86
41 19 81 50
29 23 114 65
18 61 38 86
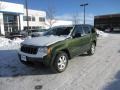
51 52 68 73
87 43 96 55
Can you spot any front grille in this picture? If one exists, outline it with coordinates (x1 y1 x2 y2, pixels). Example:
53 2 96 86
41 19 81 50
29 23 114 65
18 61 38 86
21 45 38 54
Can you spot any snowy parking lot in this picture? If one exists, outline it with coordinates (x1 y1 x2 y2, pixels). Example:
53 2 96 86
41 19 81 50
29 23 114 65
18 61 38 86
0 33 120 90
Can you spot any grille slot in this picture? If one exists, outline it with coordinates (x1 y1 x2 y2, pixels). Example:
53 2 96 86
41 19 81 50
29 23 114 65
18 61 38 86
21 45 38 54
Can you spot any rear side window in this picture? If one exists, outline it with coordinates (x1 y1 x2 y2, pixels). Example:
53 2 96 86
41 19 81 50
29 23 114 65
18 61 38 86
83 26 91 34
91 27 96 33
89 26 96 33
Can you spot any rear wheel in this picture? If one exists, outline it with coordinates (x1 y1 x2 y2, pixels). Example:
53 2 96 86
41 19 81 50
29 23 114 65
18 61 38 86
51 52 68 73
87 43 96 55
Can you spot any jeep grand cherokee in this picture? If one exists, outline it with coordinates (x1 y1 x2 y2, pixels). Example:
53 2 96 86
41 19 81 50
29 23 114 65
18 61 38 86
18 24 97 73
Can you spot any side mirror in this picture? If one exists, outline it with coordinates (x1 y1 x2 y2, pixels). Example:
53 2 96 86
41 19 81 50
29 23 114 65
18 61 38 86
73 33 81 38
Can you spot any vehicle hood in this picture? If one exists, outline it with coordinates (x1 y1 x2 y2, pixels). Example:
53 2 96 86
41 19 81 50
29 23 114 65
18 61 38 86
22 35 67 46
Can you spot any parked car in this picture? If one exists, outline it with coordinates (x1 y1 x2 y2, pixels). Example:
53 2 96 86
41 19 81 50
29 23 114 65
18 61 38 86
6 31 27 39
20 30 28 37
18 24 97 73
113 27 120 32
29 29 48 37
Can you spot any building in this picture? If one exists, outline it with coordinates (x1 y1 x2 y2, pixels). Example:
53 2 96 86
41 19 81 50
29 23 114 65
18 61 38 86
0 1 46 35
94 14 120 30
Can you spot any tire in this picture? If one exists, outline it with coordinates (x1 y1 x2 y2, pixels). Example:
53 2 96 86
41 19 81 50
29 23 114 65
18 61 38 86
87 43 96 55
51 52 68 73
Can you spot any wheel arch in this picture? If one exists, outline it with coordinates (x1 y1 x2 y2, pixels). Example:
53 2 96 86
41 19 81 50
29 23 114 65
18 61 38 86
60 49 71 60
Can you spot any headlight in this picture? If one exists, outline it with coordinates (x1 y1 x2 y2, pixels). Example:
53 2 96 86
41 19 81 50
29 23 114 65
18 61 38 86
38 47 48 53
38 47 51 55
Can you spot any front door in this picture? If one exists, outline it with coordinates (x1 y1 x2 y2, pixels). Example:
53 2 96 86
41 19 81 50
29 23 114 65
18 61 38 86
67 25 85 57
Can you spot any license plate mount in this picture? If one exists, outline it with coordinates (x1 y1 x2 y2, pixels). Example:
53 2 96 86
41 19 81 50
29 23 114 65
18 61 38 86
21 55 27 61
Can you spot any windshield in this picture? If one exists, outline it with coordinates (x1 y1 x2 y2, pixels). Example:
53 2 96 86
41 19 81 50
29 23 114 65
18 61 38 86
44 26 73 36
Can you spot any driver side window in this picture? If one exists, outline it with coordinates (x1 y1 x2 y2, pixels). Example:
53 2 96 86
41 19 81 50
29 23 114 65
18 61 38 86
73 26 84 37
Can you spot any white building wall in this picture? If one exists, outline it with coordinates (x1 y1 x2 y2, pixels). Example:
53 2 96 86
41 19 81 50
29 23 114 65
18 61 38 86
0 13 5 35
0 1 24 35
23 9 46 28
0 1 24 14
20 14 24 30
0 1 46 35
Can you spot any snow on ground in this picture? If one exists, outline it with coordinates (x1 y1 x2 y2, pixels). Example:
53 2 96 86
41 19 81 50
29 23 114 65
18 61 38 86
1 33 120 90
96 29 109 37
12 38 24 44
0 37 24 48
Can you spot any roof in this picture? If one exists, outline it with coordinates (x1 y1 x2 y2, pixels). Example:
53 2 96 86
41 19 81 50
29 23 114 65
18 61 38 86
95 13 120 19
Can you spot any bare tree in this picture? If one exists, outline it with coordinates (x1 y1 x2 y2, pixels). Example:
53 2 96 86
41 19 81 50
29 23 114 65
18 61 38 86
45 6 56 28
72 12 79 25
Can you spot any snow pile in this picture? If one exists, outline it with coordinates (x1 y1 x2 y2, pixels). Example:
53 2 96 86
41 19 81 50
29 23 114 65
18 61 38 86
11 38 24 45
96 29 109 37
0 37 11 47
0 37 24 47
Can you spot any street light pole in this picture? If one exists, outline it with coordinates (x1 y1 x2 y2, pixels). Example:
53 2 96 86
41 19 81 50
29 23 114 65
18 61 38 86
80 3 88 24
25 0 29 31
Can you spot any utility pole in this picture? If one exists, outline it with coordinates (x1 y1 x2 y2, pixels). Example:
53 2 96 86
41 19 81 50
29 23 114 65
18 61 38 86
80 3 88 24
25 0 29 33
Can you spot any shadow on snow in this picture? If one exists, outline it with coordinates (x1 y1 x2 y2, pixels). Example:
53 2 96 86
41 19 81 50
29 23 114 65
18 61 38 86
103 71 120 90
0 49 54 78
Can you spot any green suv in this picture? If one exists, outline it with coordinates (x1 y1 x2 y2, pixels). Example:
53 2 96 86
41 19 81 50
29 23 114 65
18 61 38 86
18 24 97 73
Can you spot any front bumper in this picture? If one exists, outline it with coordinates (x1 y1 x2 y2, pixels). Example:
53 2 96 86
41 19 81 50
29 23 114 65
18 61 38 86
18 54 44 62
18 51 51 66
